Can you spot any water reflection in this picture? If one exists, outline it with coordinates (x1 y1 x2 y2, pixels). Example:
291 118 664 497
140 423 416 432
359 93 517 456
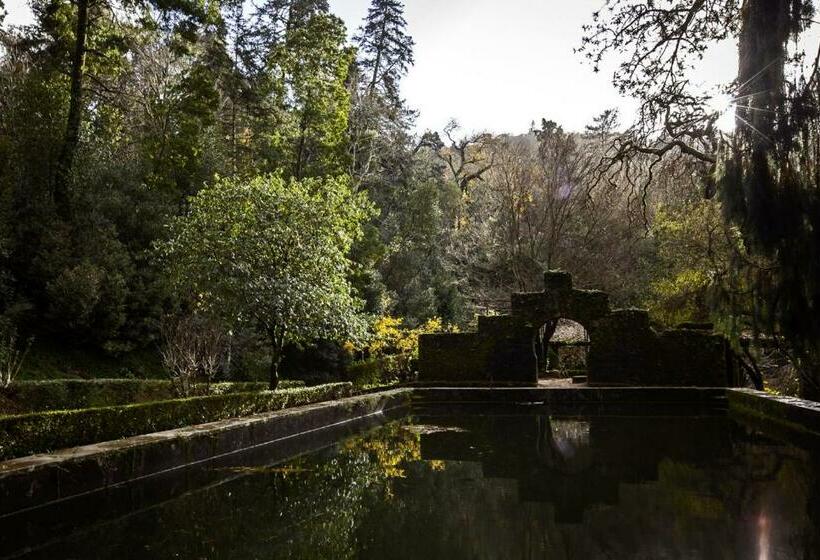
4 411 820 560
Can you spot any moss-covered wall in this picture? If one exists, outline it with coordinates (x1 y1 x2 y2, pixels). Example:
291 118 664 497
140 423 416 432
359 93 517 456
419 271 736 387
588 312 732 386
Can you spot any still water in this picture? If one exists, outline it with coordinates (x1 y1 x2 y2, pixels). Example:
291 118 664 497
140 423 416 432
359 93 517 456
6 409 820 559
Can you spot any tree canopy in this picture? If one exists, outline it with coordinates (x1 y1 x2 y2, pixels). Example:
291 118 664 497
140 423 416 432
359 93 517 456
160 174 372 388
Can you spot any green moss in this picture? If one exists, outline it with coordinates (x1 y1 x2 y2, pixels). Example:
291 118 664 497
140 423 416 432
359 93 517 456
0 382 351 460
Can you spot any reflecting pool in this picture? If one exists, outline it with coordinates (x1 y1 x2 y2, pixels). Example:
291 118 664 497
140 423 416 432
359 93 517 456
5 409 820 559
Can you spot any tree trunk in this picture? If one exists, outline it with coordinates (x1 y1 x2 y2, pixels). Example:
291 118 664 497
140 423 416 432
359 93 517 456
268 327 285 390
53 0 89 219
293 116 309 179
736 0 789 148
269 350 281 390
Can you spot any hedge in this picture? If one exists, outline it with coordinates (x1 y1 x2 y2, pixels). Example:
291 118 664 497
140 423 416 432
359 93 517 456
0 379 306 416
0 382 352 460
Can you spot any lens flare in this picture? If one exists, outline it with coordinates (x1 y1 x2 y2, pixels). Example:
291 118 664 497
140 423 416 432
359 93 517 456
709 92 736 132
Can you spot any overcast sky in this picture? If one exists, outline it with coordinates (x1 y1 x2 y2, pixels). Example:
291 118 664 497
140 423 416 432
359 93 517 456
2 0 755 134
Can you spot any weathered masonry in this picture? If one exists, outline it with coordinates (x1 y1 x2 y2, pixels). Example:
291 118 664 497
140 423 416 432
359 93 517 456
418 271 740 387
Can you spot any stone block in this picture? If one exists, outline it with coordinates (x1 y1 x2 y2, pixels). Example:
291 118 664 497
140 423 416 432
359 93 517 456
544 270 573 292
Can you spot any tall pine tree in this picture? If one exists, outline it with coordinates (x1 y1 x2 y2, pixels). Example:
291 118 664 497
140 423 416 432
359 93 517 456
349 0 415 188
354 0 414 104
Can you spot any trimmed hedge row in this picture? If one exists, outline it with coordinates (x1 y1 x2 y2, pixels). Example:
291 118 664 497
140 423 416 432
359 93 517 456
0 382 352 460
0 379 306 416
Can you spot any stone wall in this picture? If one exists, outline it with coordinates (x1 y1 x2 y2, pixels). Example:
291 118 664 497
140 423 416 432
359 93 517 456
418 271 738 387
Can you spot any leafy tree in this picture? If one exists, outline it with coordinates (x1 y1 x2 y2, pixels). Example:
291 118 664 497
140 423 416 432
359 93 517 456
44 0 215 219
276 12 354 179
379 167 465 323
348 0 415 188
0 0 360 366
159 174 373 388
0 4 225 352
286 0 328 28
646 200 740 327
581 0 820 399
214 0 351 180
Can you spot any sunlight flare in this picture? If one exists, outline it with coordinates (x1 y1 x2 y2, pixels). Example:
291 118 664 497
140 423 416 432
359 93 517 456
709 92 737 132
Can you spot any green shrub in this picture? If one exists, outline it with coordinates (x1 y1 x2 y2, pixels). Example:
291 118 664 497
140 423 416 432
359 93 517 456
347 358 385 388
0 382 351 460
0 379 306 416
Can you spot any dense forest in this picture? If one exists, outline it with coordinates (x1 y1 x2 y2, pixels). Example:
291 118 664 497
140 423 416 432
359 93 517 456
0 0 818 397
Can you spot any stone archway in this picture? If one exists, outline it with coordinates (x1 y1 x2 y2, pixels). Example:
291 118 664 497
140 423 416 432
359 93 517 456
417 271 609 384
543 319 590 378
418 270 740 387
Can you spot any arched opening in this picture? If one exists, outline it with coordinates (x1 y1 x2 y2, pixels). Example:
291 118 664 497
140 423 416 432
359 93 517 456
538 318 589 379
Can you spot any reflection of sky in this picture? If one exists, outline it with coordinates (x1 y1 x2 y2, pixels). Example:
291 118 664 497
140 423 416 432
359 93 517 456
550 420 590 460
758 513 770 560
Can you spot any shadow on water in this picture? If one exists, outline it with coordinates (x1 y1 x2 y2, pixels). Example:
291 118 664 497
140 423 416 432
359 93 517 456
3 406 820 560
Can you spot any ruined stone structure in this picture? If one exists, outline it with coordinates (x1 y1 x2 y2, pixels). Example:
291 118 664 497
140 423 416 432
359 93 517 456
418 271 740 387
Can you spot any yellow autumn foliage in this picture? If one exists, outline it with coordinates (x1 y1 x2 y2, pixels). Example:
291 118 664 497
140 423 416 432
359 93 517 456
348 316 457 385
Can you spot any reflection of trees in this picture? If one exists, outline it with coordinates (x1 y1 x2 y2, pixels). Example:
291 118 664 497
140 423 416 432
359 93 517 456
16 416 820 560
25 423 421 560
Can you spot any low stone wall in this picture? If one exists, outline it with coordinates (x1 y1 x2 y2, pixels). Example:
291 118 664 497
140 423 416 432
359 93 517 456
588 310 733 386
417 318 537 384
412 386 728 408
0 383 350 460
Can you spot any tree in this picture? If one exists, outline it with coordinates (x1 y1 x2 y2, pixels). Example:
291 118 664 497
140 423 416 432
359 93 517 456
451 124 602 308
48 0 214 219
418 120 495 194
278 13 354 179
581 0 820 399
0 0 361 362
585 109 620 138
348 0 415 188
159 174 372 389
354 0 413 103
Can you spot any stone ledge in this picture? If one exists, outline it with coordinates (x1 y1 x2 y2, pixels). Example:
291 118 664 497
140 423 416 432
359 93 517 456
412 386 728 405
0 389 412 517
727 388 820 436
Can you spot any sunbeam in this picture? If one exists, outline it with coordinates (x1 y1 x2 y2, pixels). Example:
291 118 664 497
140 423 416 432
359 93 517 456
735 113 773 144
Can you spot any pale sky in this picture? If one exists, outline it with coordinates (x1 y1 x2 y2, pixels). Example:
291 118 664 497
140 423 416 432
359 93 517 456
334 0 739 134
1 0 760 134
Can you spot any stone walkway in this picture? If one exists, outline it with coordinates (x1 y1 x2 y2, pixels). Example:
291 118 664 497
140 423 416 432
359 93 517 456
537 378 579 387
